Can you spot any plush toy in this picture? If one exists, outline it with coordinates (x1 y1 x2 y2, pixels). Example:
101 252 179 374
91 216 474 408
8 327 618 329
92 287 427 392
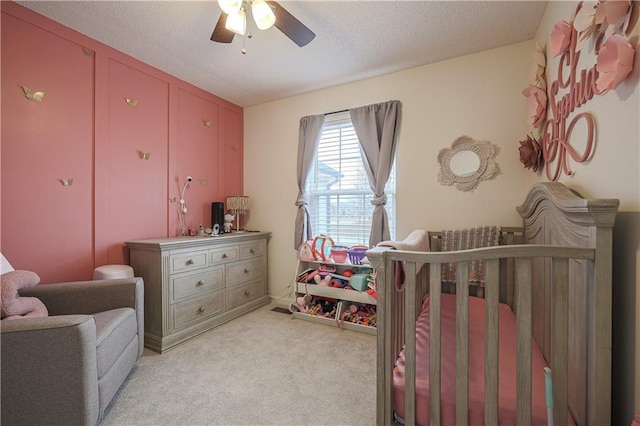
288 295 311 313
1 270 48 320
313 274 332 286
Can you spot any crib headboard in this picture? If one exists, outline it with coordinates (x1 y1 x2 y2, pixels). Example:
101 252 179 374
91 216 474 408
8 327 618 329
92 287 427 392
517 182 619 425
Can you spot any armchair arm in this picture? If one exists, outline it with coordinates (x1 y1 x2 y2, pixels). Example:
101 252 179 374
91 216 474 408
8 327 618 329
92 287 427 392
19 278 143 316
1 315 100 426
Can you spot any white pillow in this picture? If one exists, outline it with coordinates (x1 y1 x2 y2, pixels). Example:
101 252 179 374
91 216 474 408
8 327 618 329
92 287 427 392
1 253 15 274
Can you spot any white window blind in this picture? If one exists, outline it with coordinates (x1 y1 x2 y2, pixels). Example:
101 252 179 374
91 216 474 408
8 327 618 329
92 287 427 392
307 112 396 247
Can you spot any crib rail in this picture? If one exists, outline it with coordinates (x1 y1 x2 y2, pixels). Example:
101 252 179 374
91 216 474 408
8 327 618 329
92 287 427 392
367 244 595 426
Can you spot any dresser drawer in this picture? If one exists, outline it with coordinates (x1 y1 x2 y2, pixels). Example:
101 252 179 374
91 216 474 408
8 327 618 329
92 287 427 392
171 267 224 302
226 258 264 286
172 291 225 330
226 280 264 311
170 250 208 273
211 246 238 264
239 241 265 259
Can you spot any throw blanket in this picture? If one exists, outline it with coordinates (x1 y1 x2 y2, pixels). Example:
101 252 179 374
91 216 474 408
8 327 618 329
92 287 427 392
1 270 48 320
377 230 430 291
441 226 501 287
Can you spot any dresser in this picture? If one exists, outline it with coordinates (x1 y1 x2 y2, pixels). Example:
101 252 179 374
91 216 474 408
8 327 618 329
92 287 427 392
126 232 270 353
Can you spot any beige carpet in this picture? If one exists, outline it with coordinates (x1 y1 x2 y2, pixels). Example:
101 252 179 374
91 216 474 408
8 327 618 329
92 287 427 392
100 303 377 426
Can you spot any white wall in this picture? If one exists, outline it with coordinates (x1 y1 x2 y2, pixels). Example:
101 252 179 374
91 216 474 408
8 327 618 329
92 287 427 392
532 2 640 423
244 40 535 305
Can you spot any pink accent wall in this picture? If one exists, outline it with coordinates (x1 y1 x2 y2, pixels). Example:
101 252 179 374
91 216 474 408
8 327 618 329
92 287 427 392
221 107 244 197
1 11 94 282
1 2 244 282
177 88 221 231
102 59 170 265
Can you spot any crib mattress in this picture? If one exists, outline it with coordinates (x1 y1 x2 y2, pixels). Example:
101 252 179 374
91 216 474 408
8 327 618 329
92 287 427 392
393 293 550 425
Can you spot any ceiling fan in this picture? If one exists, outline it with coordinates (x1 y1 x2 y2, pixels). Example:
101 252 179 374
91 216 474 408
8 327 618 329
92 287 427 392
211 0 315 49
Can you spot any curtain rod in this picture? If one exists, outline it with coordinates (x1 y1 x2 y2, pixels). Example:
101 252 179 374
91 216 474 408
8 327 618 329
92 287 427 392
324 108 349 116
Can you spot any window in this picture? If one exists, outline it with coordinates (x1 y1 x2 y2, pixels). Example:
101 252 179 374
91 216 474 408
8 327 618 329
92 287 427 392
307 112 396 247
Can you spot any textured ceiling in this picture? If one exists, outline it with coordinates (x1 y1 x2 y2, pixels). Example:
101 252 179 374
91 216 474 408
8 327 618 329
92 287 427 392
16 1 547 107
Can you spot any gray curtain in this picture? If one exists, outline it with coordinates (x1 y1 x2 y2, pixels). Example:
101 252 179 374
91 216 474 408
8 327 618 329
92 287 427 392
294 114 325 249
350 100 401 247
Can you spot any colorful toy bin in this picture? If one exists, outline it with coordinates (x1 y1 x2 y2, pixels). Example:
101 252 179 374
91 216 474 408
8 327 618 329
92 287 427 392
330 246 349 263
348 246 368 265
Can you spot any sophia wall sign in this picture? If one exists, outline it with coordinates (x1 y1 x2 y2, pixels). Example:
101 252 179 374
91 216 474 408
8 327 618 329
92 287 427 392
521 1 636 181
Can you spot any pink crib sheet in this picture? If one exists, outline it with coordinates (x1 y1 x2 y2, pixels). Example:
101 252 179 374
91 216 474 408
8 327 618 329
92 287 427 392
393 293 552 425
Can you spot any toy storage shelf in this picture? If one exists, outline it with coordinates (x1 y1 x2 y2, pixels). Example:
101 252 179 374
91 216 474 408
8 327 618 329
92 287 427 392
291 311 376 335
292 259 376 335
294 282 376 304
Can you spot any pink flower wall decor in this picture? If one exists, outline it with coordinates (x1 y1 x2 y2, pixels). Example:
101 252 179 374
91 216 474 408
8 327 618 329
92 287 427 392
573 1 599 48
519 135 544 172
522 85 547 129
596 33 636 93
551 20 573 57
596 0 632 40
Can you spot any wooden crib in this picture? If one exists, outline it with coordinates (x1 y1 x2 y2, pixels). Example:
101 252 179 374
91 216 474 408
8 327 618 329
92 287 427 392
367 182 619 426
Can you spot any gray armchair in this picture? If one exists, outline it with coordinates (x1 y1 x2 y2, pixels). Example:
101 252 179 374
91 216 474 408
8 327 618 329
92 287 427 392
1 277 144 426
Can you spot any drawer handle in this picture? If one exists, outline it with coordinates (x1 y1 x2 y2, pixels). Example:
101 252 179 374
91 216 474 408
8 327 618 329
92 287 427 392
222 253 228 258
244 290 250 296
197 280 205 286
250 248 256 254
198 306 205 313
187 259 194 265
244 268 250 274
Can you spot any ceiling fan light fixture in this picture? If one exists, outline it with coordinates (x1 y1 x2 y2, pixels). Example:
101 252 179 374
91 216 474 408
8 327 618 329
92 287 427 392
251 0 276 30
217 0 242 15
225 7 247 35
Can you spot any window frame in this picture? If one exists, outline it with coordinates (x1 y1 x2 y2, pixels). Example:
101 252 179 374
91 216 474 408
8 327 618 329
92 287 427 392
306 112 396 247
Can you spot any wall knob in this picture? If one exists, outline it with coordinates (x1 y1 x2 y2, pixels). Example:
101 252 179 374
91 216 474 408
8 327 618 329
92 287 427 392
222 253 228 258
244 290 250 296
244 268 249 273
197 280 204 286
250 248 256 254
187 259 194 265
198 306 205 313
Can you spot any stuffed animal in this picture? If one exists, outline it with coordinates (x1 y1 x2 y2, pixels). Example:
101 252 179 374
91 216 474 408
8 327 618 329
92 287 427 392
313 274 332 286
288 295 311 313
1 270 48 320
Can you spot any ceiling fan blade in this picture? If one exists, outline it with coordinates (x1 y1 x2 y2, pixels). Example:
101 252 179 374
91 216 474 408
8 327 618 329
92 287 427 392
267 1 315 47
211 12 235 43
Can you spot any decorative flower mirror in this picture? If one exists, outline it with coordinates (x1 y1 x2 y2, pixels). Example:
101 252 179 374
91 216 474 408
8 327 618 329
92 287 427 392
437 136 500 192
